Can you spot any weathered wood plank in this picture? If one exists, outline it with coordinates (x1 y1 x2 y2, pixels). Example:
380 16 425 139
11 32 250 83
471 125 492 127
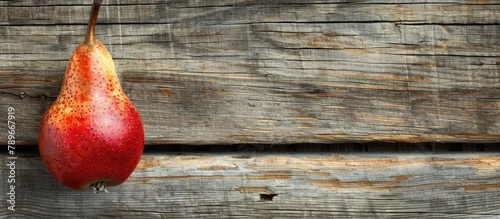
0 1 499 144
2 153 500 218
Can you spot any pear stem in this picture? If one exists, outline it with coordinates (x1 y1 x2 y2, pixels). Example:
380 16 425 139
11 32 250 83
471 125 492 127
84 0 104 46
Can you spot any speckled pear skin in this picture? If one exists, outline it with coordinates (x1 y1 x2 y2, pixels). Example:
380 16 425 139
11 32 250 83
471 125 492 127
38 1 144 191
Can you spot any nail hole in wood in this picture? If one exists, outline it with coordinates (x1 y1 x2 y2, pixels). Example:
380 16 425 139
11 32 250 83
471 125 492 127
260 194 277 201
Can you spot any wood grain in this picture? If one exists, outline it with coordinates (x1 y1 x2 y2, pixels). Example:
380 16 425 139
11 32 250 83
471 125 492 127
0 1 499 144
2 153 500 218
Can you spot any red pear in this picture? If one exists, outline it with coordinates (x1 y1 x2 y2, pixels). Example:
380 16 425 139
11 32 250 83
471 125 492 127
38 0 144 193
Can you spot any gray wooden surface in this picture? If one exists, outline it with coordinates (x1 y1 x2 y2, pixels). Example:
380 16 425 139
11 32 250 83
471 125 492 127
1 152 500 218
0 1 499 145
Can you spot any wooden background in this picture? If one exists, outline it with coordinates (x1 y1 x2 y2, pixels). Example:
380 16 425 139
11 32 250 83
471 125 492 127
0 0 499 145
1 152 500 218
0 1 500 218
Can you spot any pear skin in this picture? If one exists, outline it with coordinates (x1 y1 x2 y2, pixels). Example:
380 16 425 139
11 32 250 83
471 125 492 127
38 0 144 192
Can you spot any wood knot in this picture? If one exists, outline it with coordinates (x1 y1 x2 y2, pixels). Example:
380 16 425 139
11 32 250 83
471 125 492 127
259 193 278 201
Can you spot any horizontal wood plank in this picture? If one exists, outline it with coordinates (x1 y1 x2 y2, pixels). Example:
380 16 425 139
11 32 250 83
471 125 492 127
0 1 499 144
2 153 500 218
